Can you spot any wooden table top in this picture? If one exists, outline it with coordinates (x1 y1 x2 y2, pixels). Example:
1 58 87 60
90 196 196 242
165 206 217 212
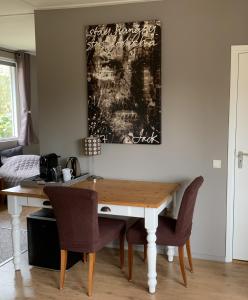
1 179 180 208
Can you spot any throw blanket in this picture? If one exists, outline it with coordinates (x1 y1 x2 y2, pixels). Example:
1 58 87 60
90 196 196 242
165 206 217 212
0 155 40 188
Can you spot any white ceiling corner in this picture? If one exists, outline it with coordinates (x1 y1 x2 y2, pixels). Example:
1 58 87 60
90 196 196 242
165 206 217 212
0 0 161 52
24 0 161 10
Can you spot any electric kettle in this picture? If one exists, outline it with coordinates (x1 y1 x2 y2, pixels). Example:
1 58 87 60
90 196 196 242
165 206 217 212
66 157 81 178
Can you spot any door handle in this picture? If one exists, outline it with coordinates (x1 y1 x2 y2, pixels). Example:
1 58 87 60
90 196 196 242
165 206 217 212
238 151 248 168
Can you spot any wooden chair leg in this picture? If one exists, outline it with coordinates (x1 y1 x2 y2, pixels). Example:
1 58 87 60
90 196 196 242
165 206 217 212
186 239 193 273
88 252 96 297
60 249 68 289
83 252 88 264
178 246 187 287
119 233 125 269
128 244 133 281
144 244 147 263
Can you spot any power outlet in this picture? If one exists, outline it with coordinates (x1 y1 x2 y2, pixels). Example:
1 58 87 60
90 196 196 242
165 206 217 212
213 160 221 168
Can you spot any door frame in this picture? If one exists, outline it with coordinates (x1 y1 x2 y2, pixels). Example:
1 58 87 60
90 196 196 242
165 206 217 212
226 45 248 262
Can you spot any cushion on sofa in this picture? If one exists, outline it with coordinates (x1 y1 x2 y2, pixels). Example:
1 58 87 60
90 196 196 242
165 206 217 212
0 146 23 166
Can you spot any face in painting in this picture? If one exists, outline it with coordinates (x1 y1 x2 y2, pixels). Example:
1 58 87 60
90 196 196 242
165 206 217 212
87 21 161 144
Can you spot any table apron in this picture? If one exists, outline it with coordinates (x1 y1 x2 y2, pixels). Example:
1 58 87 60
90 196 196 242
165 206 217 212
8 195 173 218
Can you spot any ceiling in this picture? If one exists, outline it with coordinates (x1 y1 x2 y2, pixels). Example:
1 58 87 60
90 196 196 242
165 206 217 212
0 0 158 53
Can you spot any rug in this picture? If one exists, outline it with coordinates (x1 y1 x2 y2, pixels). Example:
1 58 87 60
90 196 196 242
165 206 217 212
0 227 27 266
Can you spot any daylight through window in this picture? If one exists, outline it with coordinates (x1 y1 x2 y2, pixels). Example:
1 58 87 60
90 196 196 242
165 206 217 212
0 60 18 140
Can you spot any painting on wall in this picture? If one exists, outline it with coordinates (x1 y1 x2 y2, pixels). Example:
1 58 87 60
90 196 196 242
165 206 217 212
86 20 161 144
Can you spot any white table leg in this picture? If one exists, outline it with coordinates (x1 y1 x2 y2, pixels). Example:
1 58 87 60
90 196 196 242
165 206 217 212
167 191 177 262
145 208 158 294
7 196 22 271
167 246 175 262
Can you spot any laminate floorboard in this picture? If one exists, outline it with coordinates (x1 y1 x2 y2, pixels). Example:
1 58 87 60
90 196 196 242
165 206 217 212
0 204 36 230
0 205 247 300
0 246 248 299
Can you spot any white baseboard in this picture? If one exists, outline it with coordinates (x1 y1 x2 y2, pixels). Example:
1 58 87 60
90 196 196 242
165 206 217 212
224 256 233 263
105 242 226 262
191 252 226 262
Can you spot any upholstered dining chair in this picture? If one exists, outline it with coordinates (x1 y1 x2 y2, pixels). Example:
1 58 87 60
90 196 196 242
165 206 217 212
44 186 126 296
126 176 204 287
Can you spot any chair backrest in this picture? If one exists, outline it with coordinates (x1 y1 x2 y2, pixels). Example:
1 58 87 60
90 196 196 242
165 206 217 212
43 186 99 253
175 176 204 236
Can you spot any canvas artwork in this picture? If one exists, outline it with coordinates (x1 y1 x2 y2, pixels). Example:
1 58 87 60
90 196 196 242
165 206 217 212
86 20 161 144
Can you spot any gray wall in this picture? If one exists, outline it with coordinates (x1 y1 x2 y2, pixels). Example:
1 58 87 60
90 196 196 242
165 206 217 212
35 0 248 261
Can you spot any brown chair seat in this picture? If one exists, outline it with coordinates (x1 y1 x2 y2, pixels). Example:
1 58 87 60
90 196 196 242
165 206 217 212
64 216 126 253
127 216 191 246
97 217 126 251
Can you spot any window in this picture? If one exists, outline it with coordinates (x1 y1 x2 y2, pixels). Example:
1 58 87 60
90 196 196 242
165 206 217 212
0 59 19 140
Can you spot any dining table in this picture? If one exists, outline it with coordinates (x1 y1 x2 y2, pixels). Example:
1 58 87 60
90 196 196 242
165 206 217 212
1 178 180 294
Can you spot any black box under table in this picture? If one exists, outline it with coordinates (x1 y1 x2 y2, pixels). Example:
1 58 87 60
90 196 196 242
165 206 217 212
27 208 81 270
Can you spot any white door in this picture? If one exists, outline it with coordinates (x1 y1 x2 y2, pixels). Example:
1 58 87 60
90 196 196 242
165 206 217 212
233 51 248 261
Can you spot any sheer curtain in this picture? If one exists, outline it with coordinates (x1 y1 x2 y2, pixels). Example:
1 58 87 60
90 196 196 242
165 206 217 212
15 52 38 146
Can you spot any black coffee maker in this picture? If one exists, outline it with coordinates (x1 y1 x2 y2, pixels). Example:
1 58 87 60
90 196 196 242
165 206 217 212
40 153 60 182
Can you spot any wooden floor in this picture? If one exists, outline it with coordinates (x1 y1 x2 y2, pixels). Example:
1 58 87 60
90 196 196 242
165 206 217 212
0 205 248 300
0 203 36 230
